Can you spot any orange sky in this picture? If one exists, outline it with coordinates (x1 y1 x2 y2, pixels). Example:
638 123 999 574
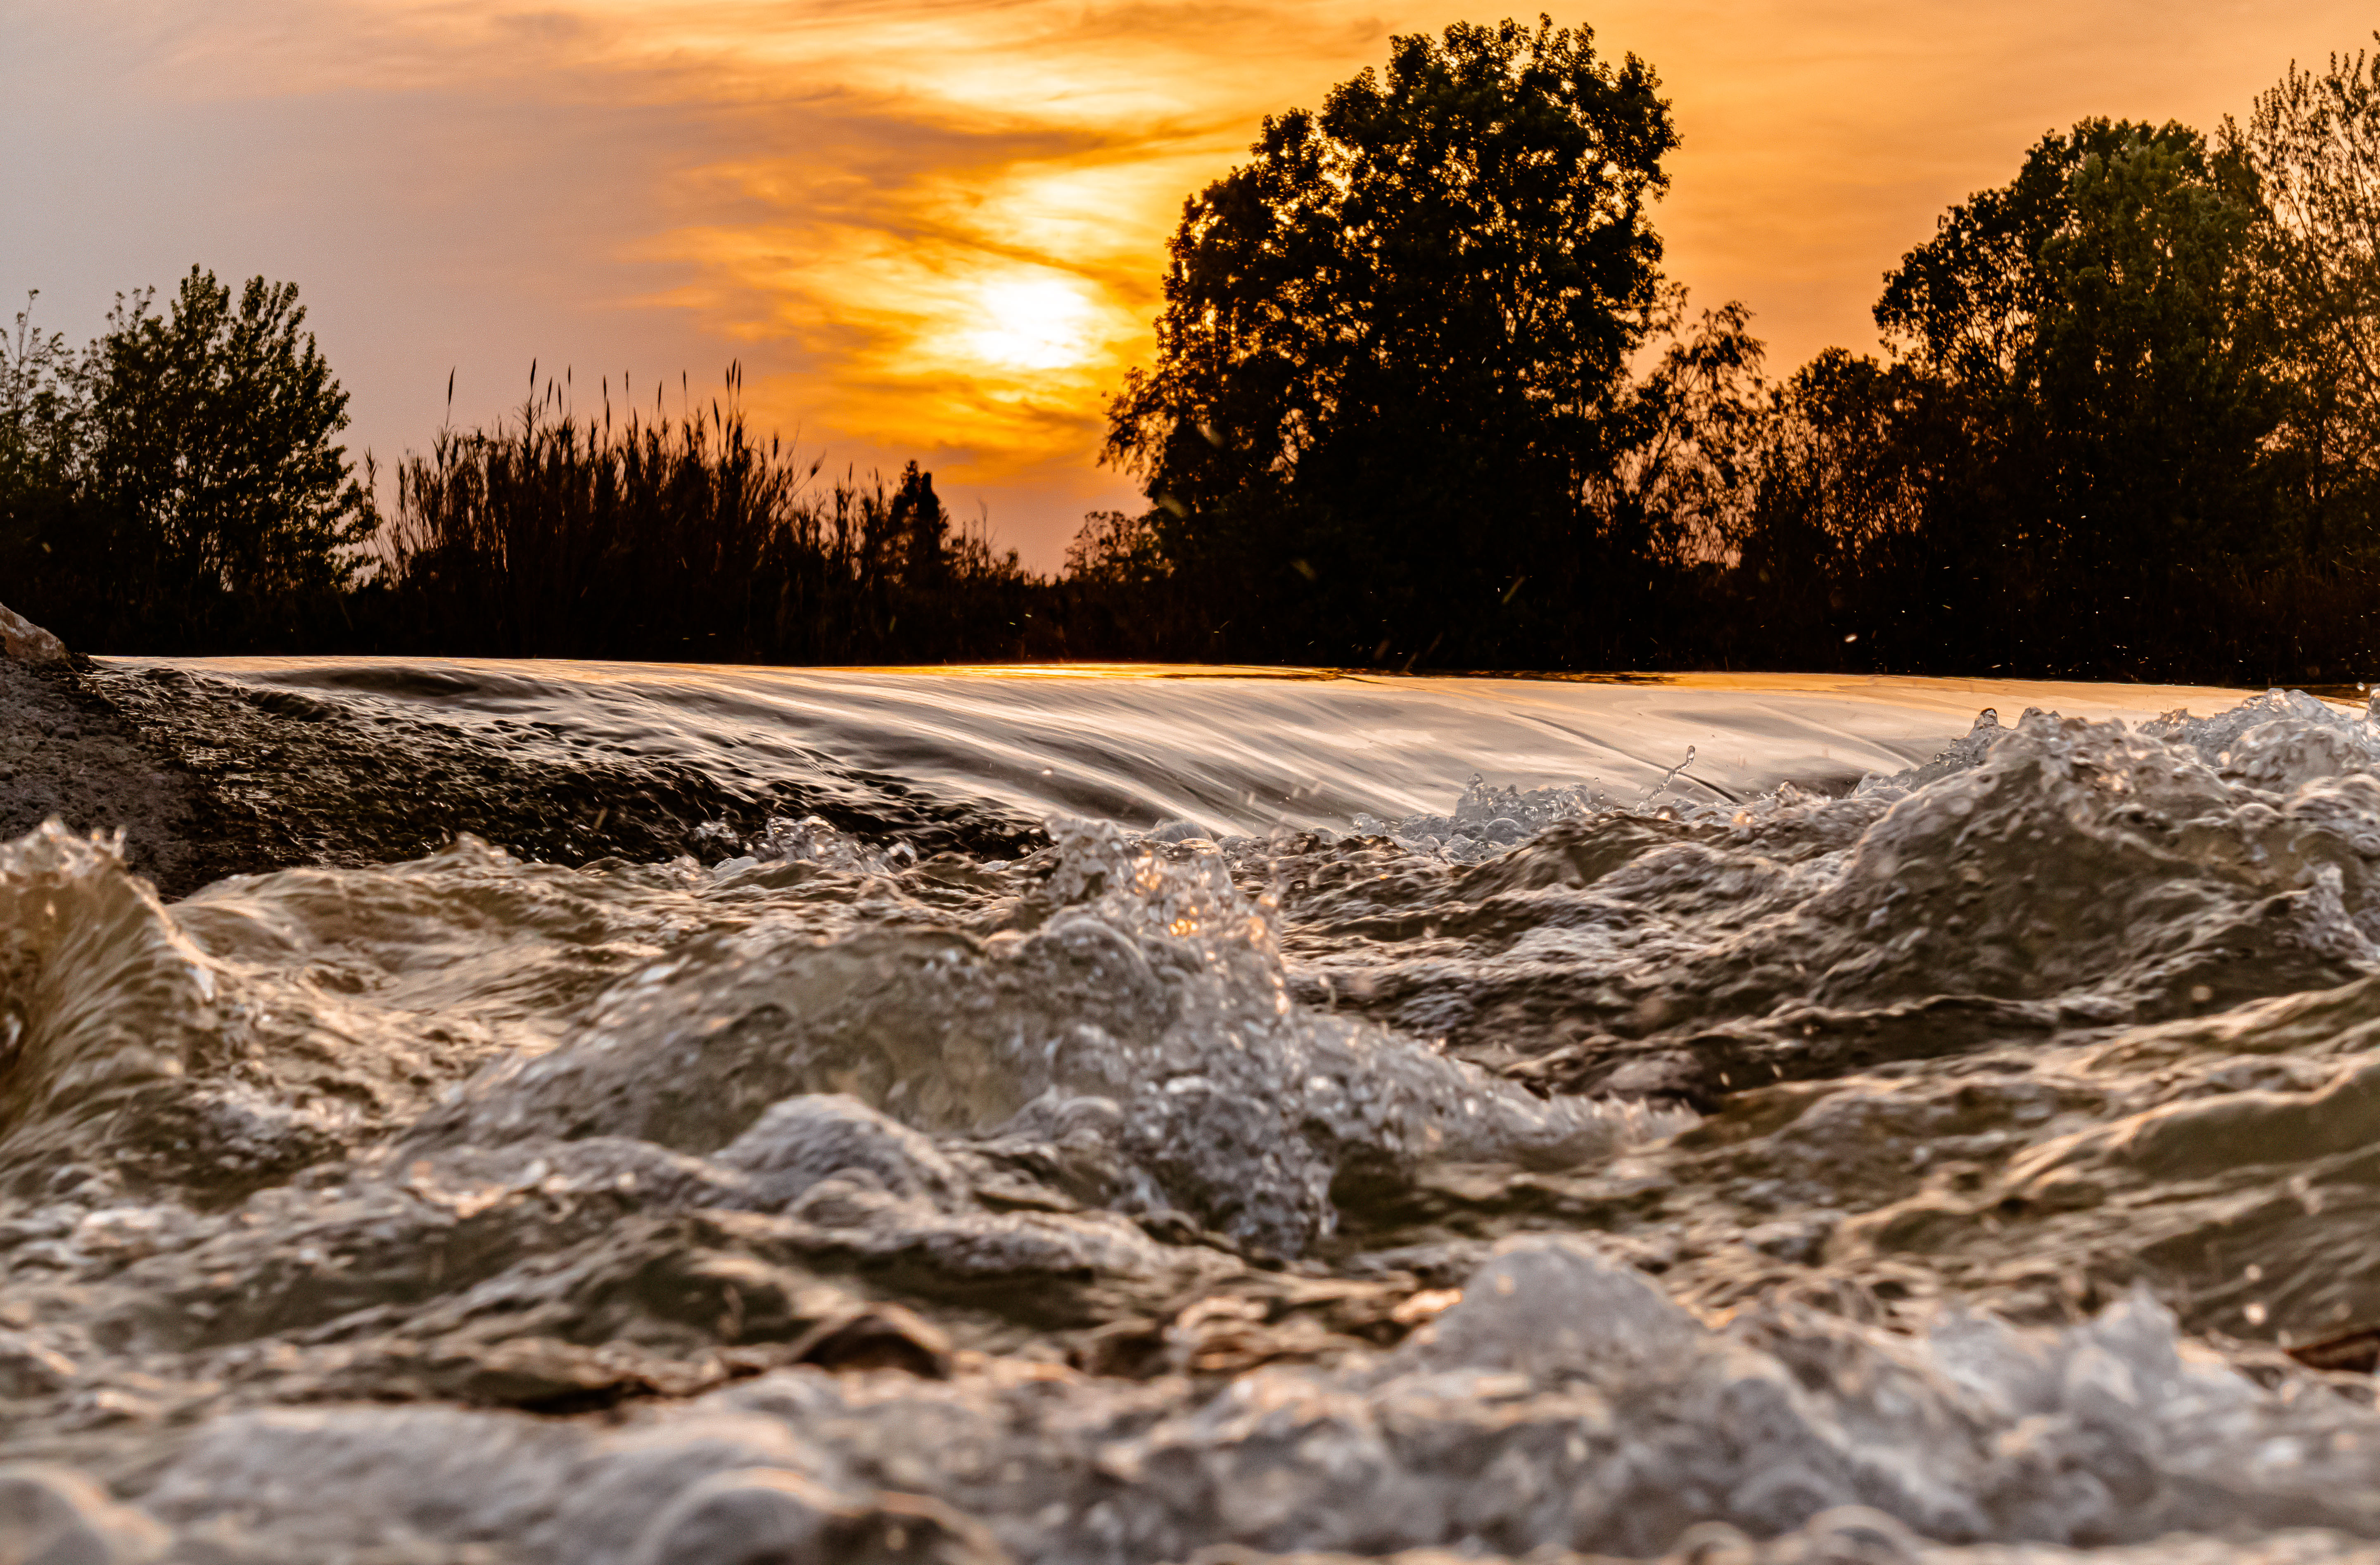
5 0 2373 569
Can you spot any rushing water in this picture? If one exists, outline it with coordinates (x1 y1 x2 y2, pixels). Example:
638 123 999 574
8 662 2380 1563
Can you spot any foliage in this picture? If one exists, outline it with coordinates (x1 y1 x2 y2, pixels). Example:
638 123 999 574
373 373 1050 664
1105 15 1680 665
1585 296 1767 569
1063 510 1167 587
0 268 372 650
0 294 81 493
85 268 374 601
1081 35 2380 684
2233 36 2380 540
1879 120 2278 597
0 295 84 605
1721 120 2287 672
23 33 2380 683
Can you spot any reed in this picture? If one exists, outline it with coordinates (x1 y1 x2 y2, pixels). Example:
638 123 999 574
367 367 1057 664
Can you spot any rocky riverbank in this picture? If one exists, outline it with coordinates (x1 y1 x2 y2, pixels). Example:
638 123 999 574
0 633 225 899
0 604 1039 903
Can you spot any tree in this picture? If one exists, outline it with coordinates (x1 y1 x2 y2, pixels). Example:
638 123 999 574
79 267 373 624
1725 349 1999 671
1065 509 1166 587
1587 296 1766 575
1104 16 1679 664
2233 37 2380 543
1871 119 2280 665
0 294 84 592
0 294 81 491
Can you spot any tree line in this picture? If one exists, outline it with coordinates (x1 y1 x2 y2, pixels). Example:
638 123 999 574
5 22 2379 682
0 271 1053 660
1091 19 2380 683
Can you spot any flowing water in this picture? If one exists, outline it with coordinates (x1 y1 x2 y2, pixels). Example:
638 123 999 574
9 661 2380 1563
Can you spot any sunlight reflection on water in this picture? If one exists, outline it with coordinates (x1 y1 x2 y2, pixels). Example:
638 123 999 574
127 657 2285 837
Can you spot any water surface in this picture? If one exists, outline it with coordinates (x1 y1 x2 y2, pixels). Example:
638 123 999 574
164 657 2262 831
5 661 2380 1563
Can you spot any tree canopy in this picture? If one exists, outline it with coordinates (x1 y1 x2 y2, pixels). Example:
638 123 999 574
1105 16 1684 664
1709 117 2311 675
1877 122 2276 598
2236 40 2380 537
21 34 2380 681
85 267 373 602
1082 33 2380 682
1 267 371 649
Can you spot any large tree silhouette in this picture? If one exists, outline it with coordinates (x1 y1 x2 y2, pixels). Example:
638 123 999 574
84 268 373 608
1104 17 1678 664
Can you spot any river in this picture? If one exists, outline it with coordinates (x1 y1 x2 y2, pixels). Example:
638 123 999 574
5 660 2380 1563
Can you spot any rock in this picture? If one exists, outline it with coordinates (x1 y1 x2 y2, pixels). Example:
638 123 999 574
0 1463 169 1565
0 603 68 669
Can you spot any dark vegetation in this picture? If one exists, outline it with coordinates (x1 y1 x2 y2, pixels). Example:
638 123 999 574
2 268 373 652
0 275 1054 662
1097 21 2380 682
376 375 1051 664
5 23 2380 681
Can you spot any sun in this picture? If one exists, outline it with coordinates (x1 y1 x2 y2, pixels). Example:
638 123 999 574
964 276 1099 372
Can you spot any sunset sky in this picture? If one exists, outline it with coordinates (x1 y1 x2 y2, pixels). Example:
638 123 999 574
5 0 2372 569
